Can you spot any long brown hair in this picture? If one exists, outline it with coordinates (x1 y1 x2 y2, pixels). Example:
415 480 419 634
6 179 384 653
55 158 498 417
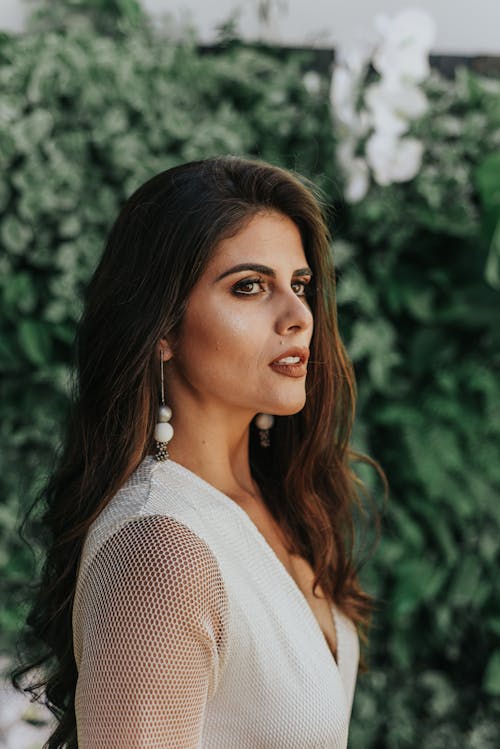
12 156 388 748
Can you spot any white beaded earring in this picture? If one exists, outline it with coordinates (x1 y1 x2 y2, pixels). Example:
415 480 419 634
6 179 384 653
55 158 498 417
154 348 174 461
255 413 274 448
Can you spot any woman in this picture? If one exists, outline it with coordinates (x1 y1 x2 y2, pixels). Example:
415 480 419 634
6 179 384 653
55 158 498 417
13 156 386 748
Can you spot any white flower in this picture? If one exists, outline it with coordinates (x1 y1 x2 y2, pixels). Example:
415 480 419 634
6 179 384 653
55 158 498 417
331 7 435 196
302 71 321 94
330 67 358 128
336 140 369 203
331 67 371 138
345 158 370 203
365 79 429 136
365 82 407 137
373 8 437 84
331 38 374 133
366 133 424 185
336 138 356 170
335 38 375 78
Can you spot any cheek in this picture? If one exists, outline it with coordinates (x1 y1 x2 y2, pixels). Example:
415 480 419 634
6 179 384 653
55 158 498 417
178 305 258 371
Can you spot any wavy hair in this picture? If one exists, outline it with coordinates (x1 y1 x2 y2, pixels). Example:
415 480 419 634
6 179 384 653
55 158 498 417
12 156 388 748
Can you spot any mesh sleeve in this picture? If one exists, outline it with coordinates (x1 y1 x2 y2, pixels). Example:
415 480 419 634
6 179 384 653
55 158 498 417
74 515 229 749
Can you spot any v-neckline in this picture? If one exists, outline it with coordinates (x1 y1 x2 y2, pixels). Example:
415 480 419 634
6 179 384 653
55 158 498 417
153 457 340 669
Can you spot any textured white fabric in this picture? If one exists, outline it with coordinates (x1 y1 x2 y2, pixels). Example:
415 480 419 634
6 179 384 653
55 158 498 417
72 456 359 748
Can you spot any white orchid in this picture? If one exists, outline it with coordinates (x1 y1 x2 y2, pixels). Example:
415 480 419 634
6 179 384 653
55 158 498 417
330 37 375 135
336 140 370 203
345 158 370 203
336 138 356 170
335 38 375 79
373 8 437 84
330 67 358 129
366 133 424 185
331 7 435 200
330 69 371 138
365 79 429 136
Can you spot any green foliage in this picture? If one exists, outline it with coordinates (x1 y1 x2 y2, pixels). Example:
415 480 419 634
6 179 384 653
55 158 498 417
334 65 500 748
1 3 499 747
475 151 500 290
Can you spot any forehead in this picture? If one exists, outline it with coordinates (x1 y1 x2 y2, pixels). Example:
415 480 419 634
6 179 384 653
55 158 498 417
209 211 307 268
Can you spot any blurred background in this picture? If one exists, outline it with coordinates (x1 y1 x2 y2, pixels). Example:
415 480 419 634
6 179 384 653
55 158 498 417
0 1 499 747
3 0 500 52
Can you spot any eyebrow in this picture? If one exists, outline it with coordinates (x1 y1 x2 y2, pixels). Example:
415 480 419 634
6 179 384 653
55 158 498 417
215 263 313 282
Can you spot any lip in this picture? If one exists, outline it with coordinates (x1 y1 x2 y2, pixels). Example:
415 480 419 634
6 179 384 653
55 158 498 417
269 346 309 378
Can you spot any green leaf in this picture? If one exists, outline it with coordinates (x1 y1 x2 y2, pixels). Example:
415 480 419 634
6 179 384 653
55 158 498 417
484 218 500 290
448 556 482 607
17 319 53 366
483 649 500 695
475 153 500 212
2 272 38 316
0 334 19 368
486 617 500 637
391 557 442 618
0 215 33 254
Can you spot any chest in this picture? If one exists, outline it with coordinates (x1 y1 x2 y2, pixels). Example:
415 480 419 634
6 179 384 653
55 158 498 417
242 501 338 664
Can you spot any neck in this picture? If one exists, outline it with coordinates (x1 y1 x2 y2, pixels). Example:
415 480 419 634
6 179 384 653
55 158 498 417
164 406 262 505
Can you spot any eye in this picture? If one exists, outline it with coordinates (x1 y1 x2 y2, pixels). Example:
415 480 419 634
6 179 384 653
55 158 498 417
232 278 266 295
291 278 313 296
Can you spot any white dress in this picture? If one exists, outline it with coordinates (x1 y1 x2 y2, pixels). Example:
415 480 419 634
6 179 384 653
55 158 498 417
72 455 360 748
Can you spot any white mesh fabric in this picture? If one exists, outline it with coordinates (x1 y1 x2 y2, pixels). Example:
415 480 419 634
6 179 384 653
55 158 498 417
74 516 229 748
72 456 360 748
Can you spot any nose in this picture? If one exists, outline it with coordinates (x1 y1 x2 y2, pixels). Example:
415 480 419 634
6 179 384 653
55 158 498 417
274 289 313 337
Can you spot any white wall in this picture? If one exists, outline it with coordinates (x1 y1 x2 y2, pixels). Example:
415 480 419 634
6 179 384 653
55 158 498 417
2 0 499 55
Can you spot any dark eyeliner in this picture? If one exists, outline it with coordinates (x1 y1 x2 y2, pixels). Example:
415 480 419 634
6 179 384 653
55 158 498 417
293 277 313 296
231 277 264 295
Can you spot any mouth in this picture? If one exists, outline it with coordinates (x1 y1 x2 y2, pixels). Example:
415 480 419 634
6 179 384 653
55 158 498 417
269 347 309 378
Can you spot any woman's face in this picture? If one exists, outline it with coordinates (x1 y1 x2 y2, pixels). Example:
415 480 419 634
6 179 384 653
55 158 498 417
164 210 314 420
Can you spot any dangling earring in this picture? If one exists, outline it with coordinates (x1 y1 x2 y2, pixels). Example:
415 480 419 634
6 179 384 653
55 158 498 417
255 413 274 448
154 349 174 461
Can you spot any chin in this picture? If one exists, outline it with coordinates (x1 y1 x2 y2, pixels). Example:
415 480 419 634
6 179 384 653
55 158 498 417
270 397 307 417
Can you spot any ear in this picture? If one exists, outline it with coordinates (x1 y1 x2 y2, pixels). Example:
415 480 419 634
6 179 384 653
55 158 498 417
156 338 174 362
